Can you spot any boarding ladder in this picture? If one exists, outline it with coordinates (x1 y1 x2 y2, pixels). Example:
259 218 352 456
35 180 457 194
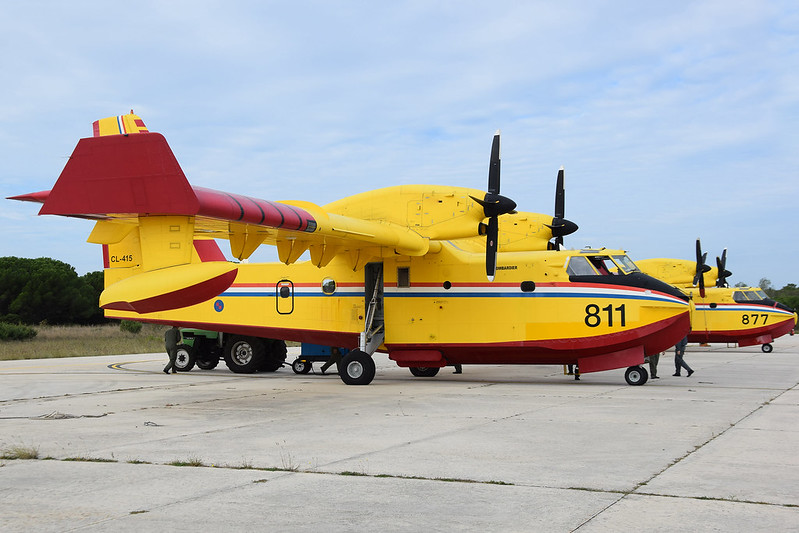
360 270 385 354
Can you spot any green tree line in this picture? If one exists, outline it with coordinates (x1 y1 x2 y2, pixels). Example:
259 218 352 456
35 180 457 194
757 278 799 311
0 257 105 325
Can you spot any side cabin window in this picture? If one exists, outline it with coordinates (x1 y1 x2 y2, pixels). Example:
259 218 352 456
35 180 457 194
568 255 624 277
397 267 410 288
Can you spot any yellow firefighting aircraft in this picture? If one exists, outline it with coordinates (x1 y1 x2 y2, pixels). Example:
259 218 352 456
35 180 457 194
637 240 797 352
10 112 692 386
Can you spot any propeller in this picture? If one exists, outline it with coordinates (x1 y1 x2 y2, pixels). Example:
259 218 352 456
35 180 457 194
693 239 712 297
470 131 517 280
715 248 732 288
546 166 579 249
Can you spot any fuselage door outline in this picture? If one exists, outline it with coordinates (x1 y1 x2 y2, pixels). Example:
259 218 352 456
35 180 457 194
276 279 294 315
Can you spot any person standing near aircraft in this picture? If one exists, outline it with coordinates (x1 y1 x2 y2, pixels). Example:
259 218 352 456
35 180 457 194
673 336 693 377
647 352 661 379
163 326 181 374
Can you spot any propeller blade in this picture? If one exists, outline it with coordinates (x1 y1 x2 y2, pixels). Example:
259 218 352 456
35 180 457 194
546 166 578 249
477 131 515 281
554 166 565 220
486 216 498 280
693 239 711 297
487 131 501 195
716 248 732 287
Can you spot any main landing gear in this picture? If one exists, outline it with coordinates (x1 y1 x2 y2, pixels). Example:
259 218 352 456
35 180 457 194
339 350 376 385
337 262 383 386
624 365 649 386
761 343 773 353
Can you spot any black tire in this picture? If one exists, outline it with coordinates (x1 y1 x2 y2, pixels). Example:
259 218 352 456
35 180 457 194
194 339 220 370
409 367 440 377
224 336 265 373
762 343 773 353
196 357 219 370
259 340 287 372
339 350 376 385
625 365 649 386
174 344 195 372
292 358 312 374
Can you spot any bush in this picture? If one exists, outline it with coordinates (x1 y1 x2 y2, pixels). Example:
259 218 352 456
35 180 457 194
119 320 143 334
0 322 37 341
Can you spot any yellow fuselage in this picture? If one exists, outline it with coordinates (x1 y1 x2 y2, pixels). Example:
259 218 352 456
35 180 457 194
106 243 690 373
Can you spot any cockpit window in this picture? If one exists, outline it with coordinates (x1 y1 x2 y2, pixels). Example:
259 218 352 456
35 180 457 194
566 256 598 276
611 255 640 274
733 291 750 302
736 289 767 302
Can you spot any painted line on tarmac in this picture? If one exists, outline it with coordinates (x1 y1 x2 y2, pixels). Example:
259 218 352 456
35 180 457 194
107 361 162 373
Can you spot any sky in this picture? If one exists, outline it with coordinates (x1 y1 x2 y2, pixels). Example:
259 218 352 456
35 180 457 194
1 1 797 287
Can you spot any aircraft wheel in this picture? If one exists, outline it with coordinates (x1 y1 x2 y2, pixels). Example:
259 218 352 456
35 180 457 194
339 350 376 385
624 365 648 386
762 343 773 353
292 358 312 374
174 344 196 372
224 336 265 373
409 367 440 377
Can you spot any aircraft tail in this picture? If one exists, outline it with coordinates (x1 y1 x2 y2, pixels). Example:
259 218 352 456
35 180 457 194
67 112 237 314
8 112 316 314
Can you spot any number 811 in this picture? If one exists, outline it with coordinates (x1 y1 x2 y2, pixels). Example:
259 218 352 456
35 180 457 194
585 303 626 327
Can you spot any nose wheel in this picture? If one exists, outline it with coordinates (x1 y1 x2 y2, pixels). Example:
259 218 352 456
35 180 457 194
624 365 649 386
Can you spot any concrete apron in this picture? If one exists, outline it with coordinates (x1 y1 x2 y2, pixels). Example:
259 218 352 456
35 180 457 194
1 336 797 531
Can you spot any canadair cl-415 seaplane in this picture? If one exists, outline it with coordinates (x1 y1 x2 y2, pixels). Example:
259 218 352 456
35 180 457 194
10 113 691 385
638 240 797 353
